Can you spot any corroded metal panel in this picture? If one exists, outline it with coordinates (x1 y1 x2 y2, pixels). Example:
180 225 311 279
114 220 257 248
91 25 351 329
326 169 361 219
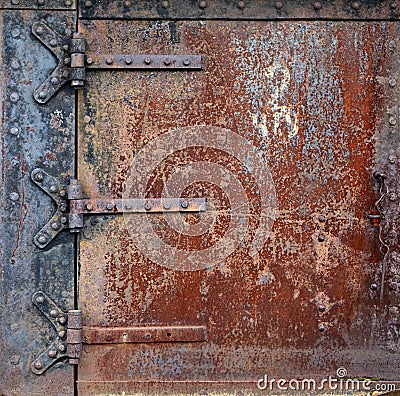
77 17 399 393
79 0 400 20
0 9 75 395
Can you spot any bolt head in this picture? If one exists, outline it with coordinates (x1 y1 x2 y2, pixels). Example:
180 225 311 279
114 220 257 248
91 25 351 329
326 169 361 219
37 0 45 5
35 172 44 182
123 0 132 7
106 58 114 65
388 154 397 163
10 127 19 135
36 26 44 35
370 283 378 291
318 324 326 332
390 1 398 9
35 295 45 304
86 57 94 65
237 1 245 10
181 200 189 209
85 0 92 7
61 216 68 224
34 360 43 370
86 203 93 211
50 185 58 193
48 349 57 358
58 344 66 352
59 204 67 212
163 201 171 210
51 222 60 230
50 77 59 85
144 201 152 211
144 333 152 340
163 58 171 66
58 316 67 325
59 189 67 197
65 0 73 6
313 2 322 10
389 116 397 126
389 192 397 201
125 203 133 210
49 39 57 47
183 59 191 66
389 306 399 315
318 214 326 222
318 305 325 312
49 309 58 318
106 203 114 210
38 235 47 245
9 192 19 201
318 234 325 242
58 330 66 338
275 1 283 9
389 77 397 87
125 57 132 65
161 0 170 8
199 0 207 9
351 1 360 10
144 57 152 65
38 91 47 99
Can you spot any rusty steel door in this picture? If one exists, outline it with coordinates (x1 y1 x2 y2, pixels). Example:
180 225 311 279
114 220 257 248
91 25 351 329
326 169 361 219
2 1 400 395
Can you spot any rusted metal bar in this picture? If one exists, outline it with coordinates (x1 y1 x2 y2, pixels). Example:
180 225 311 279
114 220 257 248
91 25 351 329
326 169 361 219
83 326 207 344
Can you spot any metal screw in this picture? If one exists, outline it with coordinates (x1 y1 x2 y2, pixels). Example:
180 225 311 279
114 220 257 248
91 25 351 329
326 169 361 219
199 0 207 8
35 172 44 182
10 92 20 102
389 116 397 126
125 203 132 210
35 295 45 304
318 234 325 242
59 204 67 212
86 203 93 211
65 0 73 7
85 1 92 7
10 127 19 135
123 0 132 7
49 309 58 318
106 58 113 65
50 39 57 47
390 192 397 201
11 28 20 38
34 360 43 370
11 0 20 4
49 185 58 193
58 330 66 338
86 57 94 65
181 200 189 209
59 189 67 197
36 26 44 35
144 333 152 340
275 1 283 9
125 57 132 65
38 235 47 245
161 0 170 8
370 283 378 291
318 305 325 312
48 349 57 358
38 91 47 99
50 77 59 85
59 316 67 325
51 222 60 230
318 324 326 332
313 2 322 10
389 77 396 87
10 355 20 365
390 2 398 9
9 192 19 201
38 0 45 5
61 216 68 224
183 59 191 66
164 58 171 66
237 1 245 10
163 201 171 210
318 215 326 222
144 57 152 65
64 57 71 65
58 344 66 352
144 201 152 211
388 154 397 163
351 1 360 10
106 203 114 210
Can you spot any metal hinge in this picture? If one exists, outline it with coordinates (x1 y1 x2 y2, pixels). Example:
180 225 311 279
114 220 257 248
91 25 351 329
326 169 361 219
31 21 202 104
31 168 206 248
31 291 82 375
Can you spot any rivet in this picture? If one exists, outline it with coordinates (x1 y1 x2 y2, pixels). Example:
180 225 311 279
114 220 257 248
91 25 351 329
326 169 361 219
11 0 20 5
388 154 397 163
144 333 152 340
318 214 326 222
64 57 70 65
59 316 67 325
318 324 326 332
163 58 171 66
199 0 207 8
144 57 152 65
390 282 398 290
11 59 20 69
389 40 396 51
370 283 378 291
10 127 19 135
237 1 245 10
50 39 57 47
10 355 20 365
181 200 189 209
10 92 20 102
163 201 171 210
106 58 113 65
161 0 170 8
36 26 44 35
389 77 396 87
106 203 114 210
58 330 66 338
49 185 58 193
37 0 45 5
389 116 397 126
58 344 66 352
389 192 397 201
63 45 69 51
59 203 67 212
38 91 47 99
125 203 132 210
275 1 283 9
86 203 93 211
51 222 60 230
59 189 67 197
50 77 59 85
62 71 70 78
35 295 45 304
11 28 20 38
351 1 360 10
34 360 43 370
49 309 58 318
123 0 132 7
86 57 94 65
35 172 44 182
318 234 325 242
389 306 399 315
61 216 68 224
9 192 19 201
48 349 57 358
125 57 132 65
183 59 191 66
144 201 152 211
38 235 47 245
64 28 72 36
313 2 322 10
318 305 325 312
65 0 73 7
390 1 398 9
85 0 92 7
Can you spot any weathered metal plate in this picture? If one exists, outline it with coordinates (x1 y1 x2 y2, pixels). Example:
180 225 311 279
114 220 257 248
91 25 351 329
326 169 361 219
79 0 400 20
1 0 76 10
0 8 75 396
83 325 207 344
77 16 400 394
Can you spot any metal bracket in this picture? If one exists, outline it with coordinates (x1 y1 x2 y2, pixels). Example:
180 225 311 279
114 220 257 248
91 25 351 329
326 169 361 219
31 291 82 375
32 22 202 104
31 168 206 248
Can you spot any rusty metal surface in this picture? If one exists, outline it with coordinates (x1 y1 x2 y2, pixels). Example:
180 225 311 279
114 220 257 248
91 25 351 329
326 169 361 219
76 16 400 393
79 0 400 20
1 0 76 10
83 325 207 344
0 8 75 396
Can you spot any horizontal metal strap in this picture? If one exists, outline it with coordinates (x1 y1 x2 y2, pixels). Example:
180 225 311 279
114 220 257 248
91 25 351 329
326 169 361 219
85 54 202 70
83 326 207 344
70 198 206 214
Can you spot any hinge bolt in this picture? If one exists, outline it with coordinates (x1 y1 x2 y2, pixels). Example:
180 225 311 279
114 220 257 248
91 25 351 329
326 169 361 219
181 200 189 209
318 305 326 312
58 330 66 338
144 57 152 65
35 295 45 304
50 77 59 85
144 201 152 211
58 344 66 353
106 58 114 65
125 203 133 210
164 58 171 66
106 203 114 210
163 201 171 210
49 185 58 193
84 0 92 7
59 189 67 197
275 1 283 9
38 91 47 100
9 192 19 202
389 192 398 201
34 360 43 370
59 204 67 212
125 57 132 65
48 349 57 358
61 216 68 224
49 309 58 318
389 116 397 126
86 203 93 211
65 0 73 6
51 222 60 230
38 235 47 245
35 26 44 35
183 59 191 66
50 39 57 47
123 0 132 7
86 57 94 65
